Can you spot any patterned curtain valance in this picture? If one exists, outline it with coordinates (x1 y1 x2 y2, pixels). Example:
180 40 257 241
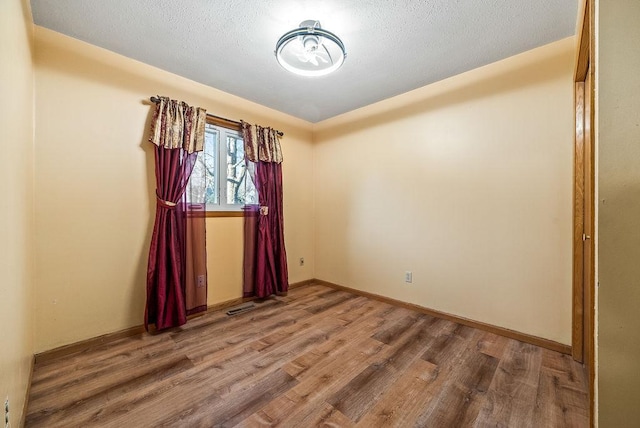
241 121 283 163
149 96 207 154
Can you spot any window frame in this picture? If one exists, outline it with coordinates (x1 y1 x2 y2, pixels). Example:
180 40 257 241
192 117 257 216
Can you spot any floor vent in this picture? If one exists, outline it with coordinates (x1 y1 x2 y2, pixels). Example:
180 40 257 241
226 302 256 316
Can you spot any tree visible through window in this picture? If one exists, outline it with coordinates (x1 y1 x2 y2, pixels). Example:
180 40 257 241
187 122 257 210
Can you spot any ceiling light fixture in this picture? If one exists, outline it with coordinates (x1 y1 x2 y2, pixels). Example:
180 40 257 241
275 20 346 77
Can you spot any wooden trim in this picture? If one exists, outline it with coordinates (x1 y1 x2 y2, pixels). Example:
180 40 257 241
574 0 590 81
21 355 35 427
35 325 146 364
204 211 245 218
186 209 245 217
573 0 595 425
572 81 586 363
585 62 596 428
587 0 596 421
33 275 571 377
206 115 241 131
288 279 315 290
202 297 245 315
314 279 572 355
34 296 253 363
205 113 284 137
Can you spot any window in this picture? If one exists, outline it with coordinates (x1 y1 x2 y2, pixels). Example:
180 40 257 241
187 121 258 211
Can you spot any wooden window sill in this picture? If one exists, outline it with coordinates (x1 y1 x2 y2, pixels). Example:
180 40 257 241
204 211 245 218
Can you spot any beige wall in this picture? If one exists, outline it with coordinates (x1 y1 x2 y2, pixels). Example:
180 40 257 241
33 27 314 352
313 38 575 344
0 0 35 424
31 22 577 355
597 0 640 425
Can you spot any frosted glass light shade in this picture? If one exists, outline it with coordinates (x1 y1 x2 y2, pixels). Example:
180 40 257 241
275 21 346 77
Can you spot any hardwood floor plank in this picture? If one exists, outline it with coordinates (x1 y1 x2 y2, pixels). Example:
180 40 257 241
473 340 543 428
541 349 589 391
283 301 387 379
277 284 332 302
417 349 499 426
533 367 589 427
249 305 391 425
32 332 170 373
259 337 386 426
169 300 286 344
356 357 439 427
30 335 177 397
25 284 588 428
85 298 358 426
327 316 434 422
534 349 589 427
412 327 485 425
28 342 186 413
50 357 227 427
371 313 424 345
188 293 366 367
170 285 338 347
421 321 474 366
25 356 194 427
477 330 510 359
155 368 298 428
182 309 310 362
239 391 300 427
303 290 358 315
286 402 355 428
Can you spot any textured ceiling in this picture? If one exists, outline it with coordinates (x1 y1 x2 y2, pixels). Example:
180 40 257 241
30 0 578 123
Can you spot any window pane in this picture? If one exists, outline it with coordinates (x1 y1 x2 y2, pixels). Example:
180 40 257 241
244 162 258 205
204 127 219 205
187 125 218 205
226 135 258 205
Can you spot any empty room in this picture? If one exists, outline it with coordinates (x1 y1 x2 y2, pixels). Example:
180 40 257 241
2 0 639 426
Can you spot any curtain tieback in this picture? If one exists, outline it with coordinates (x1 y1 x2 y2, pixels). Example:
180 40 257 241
260 206 269 216
156 194 177 209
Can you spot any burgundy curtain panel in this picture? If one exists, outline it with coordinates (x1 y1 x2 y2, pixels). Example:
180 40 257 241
242 122 289 298
184 204 208 316
242 204 259 298
145 96 207 331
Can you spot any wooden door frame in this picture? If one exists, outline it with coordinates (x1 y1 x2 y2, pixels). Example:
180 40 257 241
572 0 595 424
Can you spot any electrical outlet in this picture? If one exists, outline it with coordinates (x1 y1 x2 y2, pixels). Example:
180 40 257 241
405 271 413 283
197 275 206 288
299 257 305 266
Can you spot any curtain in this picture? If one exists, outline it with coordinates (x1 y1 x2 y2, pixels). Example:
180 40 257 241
184 153 208 316
145 96 207 331
243 204 259 297
242 122 288 298
184 203 207 316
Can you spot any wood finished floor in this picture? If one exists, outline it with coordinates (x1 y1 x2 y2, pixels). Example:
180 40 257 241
26 284 589 427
